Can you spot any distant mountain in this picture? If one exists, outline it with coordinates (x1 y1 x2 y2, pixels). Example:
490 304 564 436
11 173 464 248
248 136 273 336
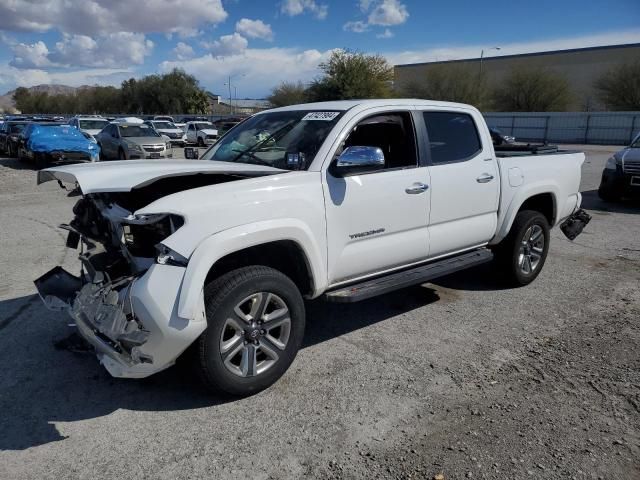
0 84 85 113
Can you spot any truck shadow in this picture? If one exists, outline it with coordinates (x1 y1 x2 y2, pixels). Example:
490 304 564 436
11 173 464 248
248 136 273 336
580 189 640 214
0 286 443 451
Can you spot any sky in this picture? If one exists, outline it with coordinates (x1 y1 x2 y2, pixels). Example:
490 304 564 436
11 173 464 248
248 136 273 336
0 0 639 98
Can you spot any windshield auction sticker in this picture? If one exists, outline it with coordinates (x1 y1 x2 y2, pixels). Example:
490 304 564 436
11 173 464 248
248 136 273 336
302 111 340 121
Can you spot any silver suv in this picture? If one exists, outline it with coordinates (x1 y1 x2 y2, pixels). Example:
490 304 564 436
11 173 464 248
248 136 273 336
95 122 172 160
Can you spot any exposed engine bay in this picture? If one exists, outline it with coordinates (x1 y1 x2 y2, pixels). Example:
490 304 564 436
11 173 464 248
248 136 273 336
35 170 275 368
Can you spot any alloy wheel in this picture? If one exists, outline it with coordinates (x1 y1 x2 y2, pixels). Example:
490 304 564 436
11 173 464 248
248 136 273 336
219 292 291 377
518 224 545 275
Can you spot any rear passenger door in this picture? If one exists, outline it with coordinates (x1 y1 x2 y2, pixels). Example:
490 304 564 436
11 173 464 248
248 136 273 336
419 109 499 257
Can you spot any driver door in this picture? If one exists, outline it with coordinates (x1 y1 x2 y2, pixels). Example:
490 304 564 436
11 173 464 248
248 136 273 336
322 110 431 286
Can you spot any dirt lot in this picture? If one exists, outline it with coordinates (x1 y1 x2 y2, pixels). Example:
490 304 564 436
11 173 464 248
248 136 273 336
0 147 638 480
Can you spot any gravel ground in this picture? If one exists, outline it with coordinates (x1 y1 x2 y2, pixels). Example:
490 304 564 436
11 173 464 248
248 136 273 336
0 146 638 480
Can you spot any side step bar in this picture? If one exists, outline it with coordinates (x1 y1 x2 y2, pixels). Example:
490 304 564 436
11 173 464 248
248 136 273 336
325 249 494 303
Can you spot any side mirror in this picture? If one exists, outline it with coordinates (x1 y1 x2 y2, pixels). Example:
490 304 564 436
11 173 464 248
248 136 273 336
331 146 385 177
184 147 199 159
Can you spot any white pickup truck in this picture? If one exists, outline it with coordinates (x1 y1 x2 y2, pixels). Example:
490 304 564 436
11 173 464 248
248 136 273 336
35 99 590 396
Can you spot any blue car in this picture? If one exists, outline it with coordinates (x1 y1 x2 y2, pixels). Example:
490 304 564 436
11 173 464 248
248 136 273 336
18 123 100 169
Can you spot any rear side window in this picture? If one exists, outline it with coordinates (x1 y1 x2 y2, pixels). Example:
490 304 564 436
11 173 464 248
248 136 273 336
423 112 482 164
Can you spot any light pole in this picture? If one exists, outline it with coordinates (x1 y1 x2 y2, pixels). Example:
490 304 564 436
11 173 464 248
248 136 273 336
479 47 500 76
224 74 245 115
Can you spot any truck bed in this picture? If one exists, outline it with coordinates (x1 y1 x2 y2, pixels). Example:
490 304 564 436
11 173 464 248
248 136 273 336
494 144 580 157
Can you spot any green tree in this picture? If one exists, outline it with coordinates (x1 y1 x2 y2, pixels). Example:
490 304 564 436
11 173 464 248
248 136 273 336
306 50 393 101
267 81 307 107
399 63 489 108
493 67 571 112
595 61 640 111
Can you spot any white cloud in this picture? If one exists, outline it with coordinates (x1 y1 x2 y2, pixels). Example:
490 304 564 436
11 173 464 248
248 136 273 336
345 0 408 35
202 33 249 57
385 30 640 65
280 0 328 20
9 41 54 68
0 0 228 36
343 21 369 33
235 18 274 41
367 0 408 26
377 29 394 39
172 42 195 60
20 33 154 69
159 47 336 97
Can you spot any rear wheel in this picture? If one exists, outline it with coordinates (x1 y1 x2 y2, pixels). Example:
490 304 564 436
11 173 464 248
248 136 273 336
34 152 47 169
494 210 550 286
598 186 621 202
197 266 305 396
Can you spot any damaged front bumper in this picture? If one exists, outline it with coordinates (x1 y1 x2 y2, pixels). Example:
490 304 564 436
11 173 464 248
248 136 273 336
35 262 206 378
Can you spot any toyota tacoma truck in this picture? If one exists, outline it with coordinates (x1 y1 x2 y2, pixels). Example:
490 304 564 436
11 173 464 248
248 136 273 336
34 100 590 396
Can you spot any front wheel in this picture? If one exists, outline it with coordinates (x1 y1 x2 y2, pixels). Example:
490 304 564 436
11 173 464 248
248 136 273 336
494 210 550 286
197 137 205 147
197 266 305 396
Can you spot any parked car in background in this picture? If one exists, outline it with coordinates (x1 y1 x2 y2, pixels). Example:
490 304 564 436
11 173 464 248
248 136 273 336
95 122 172 160
17 123 99 168
69 116 110 141
35 99 589 396
0 120 31 157
185 121 218 146
598 132 640 201
489 127 516 146
154 115 175 123
144 120 187 146
213 118 242 137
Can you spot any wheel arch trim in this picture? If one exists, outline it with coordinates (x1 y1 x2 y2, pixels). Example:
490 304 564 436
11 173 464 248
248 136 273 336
177 219 326 320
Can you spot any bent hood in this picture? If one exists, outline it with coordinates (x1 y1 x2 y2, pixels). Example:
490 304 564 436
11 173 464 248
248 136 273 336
37 160 284 194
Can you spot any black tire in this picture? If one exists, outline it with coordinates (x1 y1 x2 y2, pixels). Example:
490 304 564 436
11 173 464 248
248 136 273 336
97 143 105 161
118 147 126 160
197 266 305 396
494 210 550 287
34 152 47 169
597 186 621 202
197 137 205 147
8 143 16 159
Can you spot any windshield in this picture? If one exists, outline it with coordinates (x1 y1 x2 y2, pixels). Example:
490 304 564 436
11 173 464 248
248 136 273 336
9 124 27 133
200 110 344 170
631 135 640 148
119 124 160 138
79 119 108 130
152 121 175 129
33 125 83 138
194 122 212 130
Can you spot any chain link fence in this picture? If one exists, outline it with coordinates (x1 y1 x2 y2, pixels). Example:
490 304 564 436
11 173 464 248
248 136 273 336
483 112 640 145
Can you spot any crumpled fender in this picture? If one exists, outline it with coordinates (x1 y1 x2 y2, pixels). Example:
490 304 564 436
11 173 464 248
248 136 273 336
176 218 327 321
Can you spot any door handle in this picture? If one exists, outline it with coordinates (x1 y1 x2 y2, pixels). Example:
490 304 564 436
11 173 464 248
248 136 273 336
405 182 429 194
476 173 494 183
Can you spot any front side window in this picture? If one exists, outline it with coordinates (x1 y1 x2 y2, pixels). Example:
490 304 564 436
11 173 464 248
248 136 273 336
200 110 344 170
423 112 482 164
79 119 109 130
152 121 175 130
342 112 417 170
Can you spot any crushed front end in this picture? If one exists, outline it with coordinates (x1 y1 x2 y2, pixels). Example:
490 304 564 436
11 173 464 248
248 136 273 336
34 192 206 378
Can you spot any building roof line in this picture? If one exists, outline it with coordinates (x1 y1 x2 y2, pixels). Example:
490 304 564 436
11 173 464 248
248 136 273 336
394 42 640 68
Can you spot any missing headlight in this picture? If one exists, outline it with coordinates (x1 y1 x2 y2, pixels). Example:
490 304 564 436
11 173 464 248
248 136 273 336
122 213 184 258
